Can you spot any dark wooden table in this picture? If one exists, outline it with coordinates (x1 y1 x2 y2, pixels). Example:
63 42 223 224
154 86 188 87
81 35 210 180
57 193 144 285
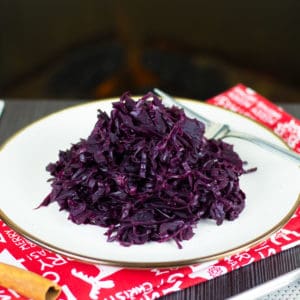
0 100 299 300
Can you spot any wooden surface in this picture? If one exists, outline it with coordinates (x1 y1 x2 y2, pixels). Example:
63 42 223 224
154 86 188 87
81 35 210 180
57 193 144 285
0 99 299 300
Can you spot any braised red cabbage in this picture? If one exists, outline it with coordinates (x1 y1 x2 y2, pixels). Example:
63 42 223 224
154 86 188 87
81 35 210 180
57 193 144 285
40 92 251 248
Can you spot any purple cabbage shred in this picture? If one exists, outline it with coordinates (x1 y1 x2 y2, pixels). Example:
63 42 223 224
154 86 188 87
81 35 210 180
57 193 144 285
40 92 252 248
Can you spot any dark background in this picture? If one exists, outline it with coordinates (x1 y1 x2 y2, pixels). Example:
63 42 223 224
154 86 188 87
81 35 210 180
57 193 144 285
1 0 299 101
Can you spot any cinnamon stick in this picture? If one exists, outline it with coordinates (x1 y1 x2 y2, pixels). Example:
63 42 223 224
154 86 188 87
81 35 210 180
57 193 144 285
0 262 61 300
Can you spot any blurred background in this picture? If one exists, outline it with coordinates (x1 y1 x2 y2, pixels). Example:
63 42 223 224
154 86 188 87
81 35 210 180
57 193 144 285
0 0 299 101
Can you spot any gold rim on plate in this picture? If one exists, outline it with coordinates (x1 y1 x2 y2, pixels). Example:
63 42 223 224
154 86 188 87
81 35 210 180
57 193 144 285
0 97 299 268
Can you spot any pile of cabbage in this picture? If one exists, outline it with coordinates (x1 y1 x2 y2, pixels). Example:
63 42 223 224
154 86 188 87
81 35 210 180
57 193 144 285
41 92 250 248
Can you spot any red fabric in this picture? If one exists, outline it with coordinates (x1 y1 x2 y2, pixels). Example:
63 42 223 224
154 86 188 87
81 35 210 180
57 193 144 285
1 84 300 300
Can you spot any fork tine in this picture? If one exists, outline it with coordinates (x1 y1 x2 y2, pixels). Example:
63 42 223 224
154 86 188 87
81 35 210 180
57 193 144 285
154 88 230 139
153 88 212 126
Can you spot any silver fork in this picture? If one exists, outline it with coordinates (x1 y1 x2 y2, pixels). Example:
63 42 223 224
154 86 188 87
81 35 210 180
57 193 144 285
153 88 300 163
0 100 4 119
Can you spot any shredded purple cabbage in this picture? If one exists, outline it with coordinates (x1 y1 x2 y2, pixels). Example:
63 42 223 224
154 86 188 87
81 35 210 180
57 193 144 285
40 92 252 248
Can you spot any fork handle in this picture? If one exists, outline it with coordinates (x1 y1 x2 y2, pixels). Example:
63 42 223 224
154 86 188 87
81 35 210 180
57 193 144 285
226 131 300 163
154 88 300 163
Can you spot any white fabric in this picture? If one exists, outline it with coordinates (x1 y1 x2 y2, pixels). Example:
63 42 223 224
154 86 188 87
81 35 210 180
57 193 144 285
261 279 300 300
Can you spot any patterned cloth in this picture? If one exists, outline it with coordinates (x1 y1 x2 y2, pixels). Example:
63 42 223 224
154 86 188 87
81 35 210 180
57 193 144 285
0 84 299 299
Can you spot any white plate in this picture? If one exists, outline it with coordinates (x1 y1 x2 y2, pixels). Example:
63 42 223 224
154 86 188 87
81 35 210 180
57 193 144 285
0 98 299 268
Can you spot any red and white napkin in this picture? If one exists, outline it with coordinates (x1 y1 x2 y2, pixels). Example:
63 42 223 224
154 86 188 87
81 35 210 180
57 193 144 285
1 84 300 300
